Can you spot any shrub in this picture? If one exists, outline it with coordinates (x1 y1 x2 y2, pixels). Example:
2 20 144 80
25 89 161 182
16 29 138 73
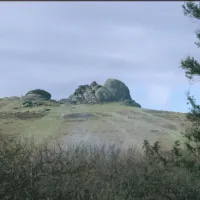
1 132 200 200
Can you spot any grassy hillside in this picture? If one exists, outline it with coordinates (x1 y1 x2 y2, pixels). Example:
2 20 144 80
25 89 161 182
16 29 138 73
2 98 200 200
0 98 190 151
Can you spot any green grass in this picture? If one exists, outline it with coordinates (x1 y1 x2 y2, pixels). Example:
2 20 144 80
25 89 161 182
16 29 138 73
0 99 188 150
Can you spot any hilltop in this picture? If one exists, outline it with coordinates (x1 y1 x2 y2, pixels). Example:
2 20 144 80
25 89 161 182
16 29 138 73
0 78 191 151
0 96 189 151
21 78 141 108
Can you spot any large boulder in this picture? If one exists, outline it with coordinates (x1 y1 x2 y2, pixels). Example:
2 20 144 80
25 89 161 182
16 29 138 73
95 86 113 102
103 79 132 101
25 89 51 100
64 78 141 107
22 89 51 106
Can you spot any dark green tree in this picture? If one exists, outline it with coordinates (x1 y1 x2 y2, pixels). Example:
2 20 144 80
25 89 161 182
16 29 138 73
181 2 200 80
180 2 200 158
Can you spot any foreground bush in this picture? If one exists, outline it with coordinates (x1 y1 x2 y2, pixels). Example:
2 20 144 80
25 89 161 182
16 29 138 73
1 133 200 200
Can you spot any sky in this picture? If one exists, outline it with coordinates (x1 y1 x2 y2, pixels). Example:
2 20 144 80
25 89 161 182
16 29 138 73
0 2 200 113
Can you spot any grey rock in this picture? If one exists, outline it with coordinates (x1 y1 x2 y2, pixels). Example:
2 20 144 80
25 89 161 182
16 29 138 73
95 86 113 102
22 89 51 106
25 89 51 100
64 78 141 108
103 78 132 101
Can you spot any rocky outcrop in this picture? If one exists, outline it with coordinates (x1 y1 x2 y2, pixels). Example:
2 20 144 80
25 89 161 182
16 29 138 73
25 89 51 100
95 86 113 102
59 98 71 104
22 89 51 107
66 79 141 108
103 79 132 101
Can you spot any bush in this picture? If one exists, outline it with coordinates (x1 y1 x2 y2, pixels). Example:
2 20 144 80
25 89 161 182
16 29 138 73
1 132 200 200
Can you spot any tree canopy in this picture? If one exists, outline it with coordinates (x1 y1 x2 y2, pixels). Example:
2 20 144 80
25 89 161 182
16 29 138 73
181 2 200 81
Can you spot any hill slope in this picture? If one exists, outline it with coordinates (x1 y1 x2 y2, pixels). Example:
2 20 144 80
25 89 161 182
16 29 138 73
0 98 189 151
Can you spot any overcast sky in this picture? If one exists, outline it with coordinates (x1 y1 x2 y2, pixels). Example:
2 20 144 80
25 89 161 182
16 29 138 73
0 2 199 112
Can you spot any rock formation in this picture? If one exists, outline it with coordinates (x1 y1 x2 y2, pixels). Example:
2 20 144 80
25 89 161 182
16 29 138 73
22 79 141 108
65 78 141 108
22 89 51 107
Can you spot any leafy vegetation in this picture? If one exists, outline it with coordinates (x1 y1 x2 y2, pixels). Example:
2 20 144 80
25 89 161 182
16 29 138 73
1 133 200 200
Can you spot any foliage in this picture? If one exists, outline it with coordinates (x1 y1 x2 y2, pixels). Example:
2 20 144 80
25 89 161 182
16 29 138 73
179 1 200 155
1 133 200 200
180 2 200 80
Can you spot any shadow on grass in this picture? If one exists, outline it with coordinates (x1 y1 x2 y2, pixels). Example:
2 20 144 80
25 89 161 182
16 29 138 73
0 132 200 200
0 111 46 120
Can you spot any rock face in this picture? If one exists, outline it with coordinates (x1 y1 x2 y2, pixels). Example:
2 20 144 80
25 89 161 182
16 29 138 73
66 79 141 108
103 79 132 101
23 89 51 101
22 89 51 106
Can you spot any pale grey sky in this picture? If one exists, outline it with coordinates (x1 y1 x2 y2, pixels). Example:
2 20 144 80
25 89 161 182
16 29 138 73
0 2 199 112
